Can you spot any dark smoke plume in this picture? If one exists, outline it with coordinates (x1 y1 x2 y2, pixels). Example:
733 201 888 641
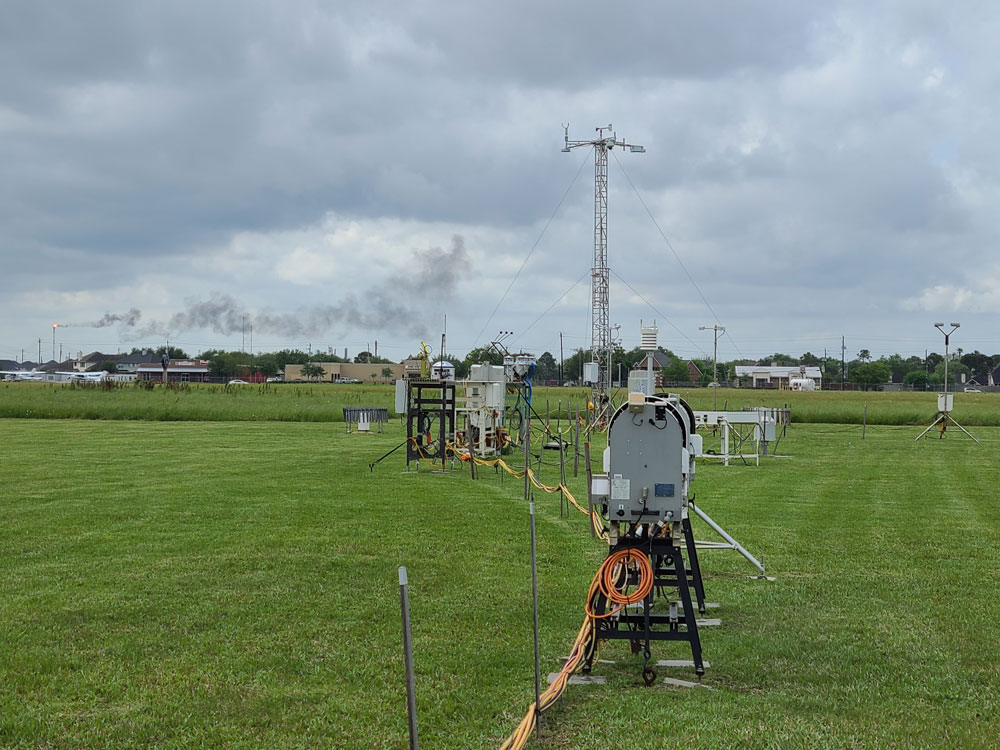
59 309 142 328
131 235 470 340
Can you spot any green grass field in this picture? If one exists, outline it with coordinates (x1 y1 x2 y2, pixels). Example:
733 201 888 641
2 381 999 426
0 381 390 422
2 410 998 747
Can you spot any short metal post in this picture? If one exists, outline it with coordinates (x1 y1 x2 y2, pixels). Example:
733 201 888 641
862 404 867 440
585 442 594 539
399 567 419 750
523 413 531 503
529 500 541 739
573 410 580 477
559 427 567 518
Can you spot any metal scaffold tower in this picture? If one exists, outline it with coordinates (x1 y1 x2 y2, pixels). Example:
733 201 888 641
563 124 644 420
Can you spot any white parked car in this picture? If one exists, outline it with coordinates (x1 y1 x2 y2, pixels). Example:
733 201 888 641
964 387 982 393
228 379 249 385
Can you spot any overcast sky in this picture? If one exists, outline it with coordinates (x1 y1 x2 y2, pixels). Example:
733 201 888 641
3 1 999 365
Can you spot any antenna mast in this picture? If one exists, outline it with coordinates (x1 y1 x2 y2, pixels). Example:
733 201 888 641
563 124 645 417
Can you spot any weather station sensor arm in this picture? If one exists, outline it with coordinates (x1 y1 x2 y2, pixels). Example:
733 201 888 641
562 123 645 153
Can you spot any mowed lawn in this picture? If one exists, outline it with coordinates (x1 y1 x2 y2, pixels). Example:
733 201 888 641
3 381 1000 426
2 418 999 748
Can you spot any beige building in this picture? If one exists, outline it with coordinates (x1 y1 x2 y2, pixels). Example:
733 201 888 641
285 362 408 383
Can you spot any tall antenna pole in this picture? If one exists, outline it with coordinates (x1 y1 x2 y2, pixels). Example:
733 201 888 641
562 124 644 416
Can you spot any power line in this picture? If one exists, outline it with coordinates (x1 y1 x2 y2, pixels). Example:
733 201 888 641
611 151 747 361
609 269 707 358
512 268 590 344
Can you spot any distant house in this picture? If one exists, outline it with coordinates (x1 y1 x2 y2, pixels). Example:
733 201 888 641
117 352 160 374
41 359 75 373
735 365 823 389
73 352 119 372
969 366 999 387
136 359 209 382
634 351 672 371
633 352 703 385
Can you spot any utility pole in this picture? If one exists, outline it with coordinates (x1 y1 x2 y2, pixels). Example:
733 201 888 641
562 124 645 419
699 324 725 409
52 324 58 362
38 338 41 365
559 331 563 385
841 336 846 390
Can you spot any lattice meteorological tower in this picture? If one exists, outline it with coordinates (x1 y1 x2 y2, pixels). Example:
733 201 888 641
562 124 644 401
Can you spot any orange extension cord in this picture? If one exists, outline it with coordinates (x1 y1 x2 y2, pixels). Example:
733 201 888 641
500 547 655 750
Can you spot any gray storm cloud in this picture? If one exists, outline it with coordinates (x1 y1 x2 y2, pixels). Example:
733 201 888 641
132 236 470 340
7 2 1000 358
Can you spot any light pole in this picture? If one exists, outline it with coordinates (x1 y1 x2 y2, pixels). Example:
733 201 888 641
699 324 725 410
935 322 959 395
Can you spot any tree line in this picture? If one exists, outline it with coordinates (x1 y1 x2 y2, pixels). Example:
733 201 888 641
91 345 999 388
722 349 999 388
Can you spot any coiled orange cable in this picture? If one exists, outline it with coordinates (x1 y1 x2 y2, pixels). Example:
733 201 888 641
586 548 655 620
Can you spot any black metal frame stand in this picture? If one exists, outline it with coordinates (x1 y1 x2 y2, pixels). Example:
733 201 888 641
585 535 705 681
406 380 456 467
681 516 706 615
